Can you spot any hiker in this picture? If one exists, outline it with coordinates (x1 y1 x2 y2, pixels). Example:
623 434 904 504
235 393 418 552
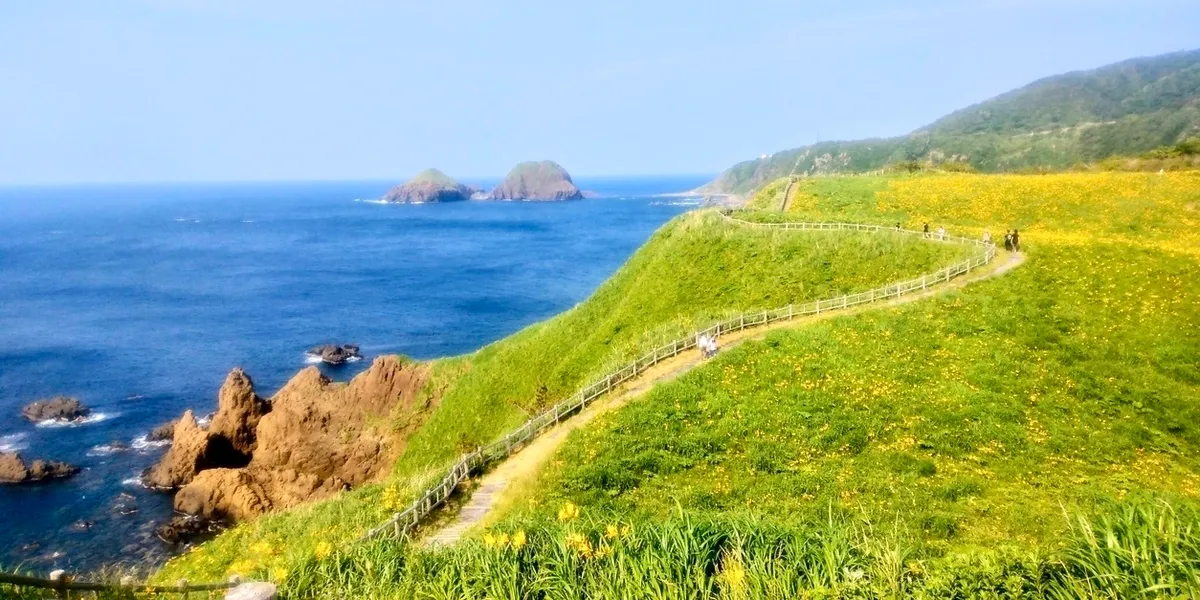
895 222 901 230
1012 229 1021 252
937 225 946 241
707 334 719 358
1004 230 1013 252
697 334 709 359
922 223 930 238
982 230 992 244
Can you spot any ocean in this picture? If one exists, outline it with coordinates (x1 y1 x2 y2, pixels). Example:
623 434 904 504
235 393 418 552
0 175 706 572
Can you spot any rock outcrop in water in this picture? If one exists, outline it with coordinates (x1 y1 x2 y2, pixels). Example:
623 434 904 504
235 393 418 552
152 356 437 527
306 343 362 365
383 169 473 204
0 452 80 484
147 420 178 442
21 396 90 422
489 161 584 201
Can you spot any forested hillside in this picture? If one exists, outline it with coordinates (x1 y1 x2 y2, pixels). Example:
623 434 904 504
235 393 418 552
705 49 1200 193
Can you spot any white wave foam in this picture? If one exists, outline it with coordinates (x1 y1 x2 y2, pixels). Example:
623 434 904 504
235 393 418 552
35 412 114 428
131 434 171 451
242 219 254 223
87 442 129 457
303 353 325 364
353 198 390 205
649 200 702 207
346 355 362 362
196 414 212 428
0 433 28 452
173 218 188 222
121 477 146 488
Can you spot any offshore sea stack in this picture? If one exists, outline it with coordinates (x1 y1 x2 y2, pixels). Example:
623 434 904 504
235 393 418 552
489 160 584 201
147 356 437 529
0 452 80 484
382 169 474 204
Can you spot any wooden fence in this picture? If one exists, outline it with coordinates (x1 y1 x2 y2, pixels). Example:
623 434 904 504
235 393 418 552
359 213 997 542
0 571 266 599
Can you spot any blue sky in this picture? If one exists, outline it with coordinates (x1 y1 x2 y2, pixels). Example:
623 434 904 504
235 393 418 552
1 0 1197 184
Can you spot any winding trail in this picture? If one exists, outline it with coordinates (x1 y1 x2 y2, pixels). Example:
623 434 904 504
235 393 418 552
424 249 1027 547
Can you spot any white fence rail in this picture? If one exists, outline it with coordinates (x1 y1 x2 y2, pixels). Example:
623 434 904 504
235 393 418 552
359 213 997 542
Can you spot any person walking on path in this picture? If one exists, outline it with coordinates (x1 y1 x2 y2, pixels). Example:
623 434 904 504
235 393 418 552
982 230 992 244
1004 230 1013 252
1012 229 1021 252
937 226 946 241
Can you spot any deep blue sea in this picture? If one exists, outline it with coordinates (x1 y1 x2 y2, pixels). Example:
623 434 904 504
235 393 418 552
0 176 705 572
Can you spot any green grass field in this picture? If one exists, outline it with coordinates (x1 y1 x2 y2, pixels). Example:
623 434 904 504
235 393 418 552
136 172 1200 598
153 210 973 585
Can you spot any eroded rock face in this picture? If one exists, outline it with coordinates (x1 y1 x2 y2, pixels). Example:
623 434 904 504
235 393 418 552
209 368 270 455
171 356 432 522
143 411 246 489
21 396 90 422
0 452 80 484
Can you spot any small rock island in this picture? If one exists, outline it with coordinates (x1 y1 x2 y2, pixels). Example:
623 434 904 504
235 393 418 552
489 160 583 201
381 161 586 204
382 169 474 204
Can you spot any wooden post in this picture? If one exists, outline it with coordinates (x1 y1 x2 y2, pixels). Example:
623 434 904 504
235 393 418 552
48 570 66 600
179 578 189 600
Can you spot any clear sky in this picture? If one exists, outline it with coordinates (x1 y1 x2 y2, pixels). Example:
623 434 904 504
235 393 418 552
1 0 1197 184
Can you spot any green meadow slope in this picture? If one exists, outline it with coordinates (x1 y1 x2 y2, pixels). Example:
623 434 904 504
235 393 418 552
152 211 974 583
140 172 1200 599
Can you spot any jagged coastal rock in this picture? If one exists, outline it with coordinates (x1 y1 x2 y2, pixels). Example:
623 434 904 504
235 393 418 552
489 160 584 201
0 452 80 484
142 410 246 489
383 169 473 204
306 343 361 365
208 368 271 455
21 396 90 422
149 355 437 527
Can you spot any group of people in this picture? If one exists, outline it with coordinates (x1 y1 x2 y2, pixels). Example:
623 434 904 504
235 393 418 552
981 229 1021 251
1003 229 1021 252
921 223 947 241
697 333 719 359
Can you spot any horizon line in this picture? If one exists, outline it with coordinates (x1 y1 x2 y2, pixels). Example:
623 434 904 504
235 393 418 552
0 173 720 189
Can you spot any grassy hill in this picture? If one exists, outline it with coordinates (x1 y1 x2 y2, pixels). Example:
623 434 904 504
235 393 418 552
152 210 973 586
138 171 1200 599
705 49 1200 194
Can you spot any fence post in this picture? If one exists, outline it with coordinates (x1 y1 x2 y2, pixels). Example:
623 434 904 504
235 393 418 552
787 303 793 319
48 570 66 600
179 578 189 600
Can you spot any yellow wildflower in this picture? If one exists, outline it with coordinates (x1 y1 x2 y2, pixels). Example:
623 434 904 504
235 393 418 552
557 501 581 521
604 524 620 539
511 530 527 548
314 541 333 560
722 561 747 589
483 533 497 547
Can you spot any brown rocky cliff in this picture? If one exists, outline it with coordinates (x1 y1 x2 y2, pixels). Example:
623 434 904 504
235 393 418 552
144 411 247 489
171 356 433 521
209 368 270 455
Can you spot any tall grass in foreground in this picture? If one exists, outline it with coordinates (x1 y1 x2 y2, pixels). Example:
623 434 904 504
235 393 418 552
274 501 1198 599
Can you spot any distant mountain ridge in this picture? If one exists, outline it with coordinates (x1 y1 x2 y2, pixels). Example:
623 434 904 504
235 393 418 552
704 48 1200 194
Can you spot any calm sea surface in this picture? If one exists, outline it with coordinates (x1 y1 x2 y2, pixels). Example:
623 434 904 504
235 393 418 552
0 176 705 571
